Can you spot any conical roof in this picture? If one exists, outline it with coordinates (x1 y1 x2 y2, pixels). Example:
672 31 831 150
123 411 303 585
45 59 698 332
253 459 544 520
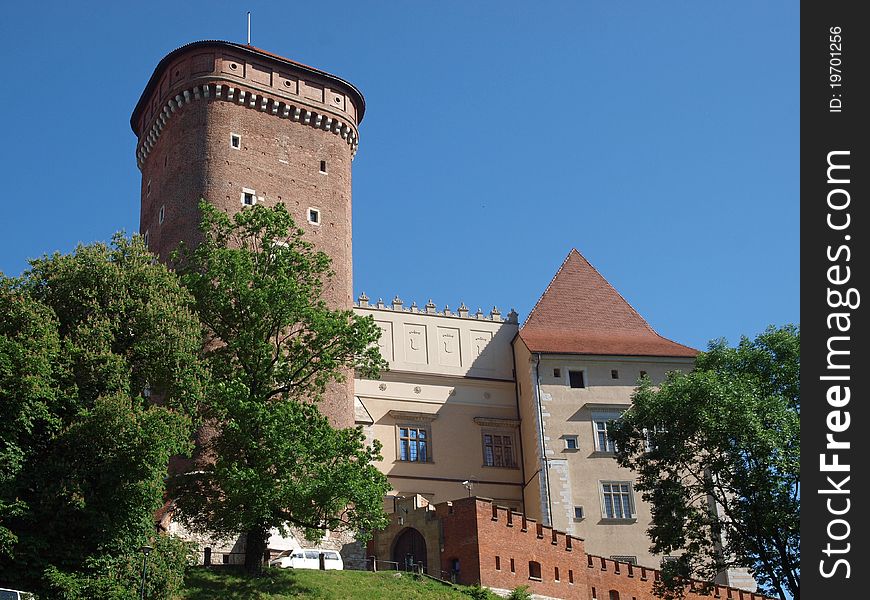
519 250 697 357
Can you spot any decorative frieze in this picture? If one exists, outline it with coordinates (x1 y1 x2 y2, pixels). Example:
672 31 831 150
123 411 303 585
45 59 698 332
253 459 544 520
136 82 359 169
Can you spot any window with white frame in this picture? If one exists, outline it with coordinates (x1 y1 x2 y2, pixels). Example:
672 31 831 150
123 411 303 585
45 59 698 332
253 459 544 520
482 432 515 468
240 188 257 206
230 133 241 149
591 409 624 453
307 207 321 225
573 506 585 520
564 435 579 451
600 481 635 520
398 426 430 462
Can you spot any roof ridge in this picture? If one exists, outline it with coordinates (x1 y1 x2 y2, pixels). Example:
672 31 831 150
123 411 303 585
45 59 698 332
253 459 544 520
521 249 576 329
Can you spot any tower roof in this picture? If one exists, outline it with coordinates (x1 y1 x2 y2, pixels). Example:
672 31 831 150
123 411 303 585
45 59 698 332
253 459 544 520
130 40 366 133
518 249 697 358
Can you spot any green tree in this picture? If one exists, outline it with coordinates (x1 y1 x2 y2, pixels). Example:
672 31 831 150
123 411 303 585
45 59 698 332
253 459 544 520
171 202 390 573
0 235 204 598
610 325 799 600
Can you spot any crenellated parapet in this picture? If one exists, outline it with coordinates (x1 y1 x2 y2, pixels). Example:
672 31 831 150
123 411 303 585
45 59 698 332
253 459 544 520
355 292 519 324
131 41 363 169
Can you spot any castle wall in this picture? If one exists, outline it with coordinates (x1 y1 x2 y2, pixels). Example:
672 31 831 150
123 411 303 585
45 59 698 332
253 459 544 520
371 497 775 600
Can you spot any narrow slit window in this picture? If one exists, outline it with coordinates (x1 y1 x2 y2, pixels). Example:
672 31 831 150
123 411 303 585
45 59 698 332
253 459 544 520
230 133 241 149
320 160 327 173
158 205 165 224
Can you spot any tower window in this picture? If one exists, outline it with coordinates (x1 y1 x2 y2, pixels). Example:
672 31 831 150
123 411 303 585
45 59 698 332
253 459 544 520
146 179 151 196
240 188 257 206
568 370 585 388
143 229 150 248
307 208 321 225
158 205 165 224
320 160 327 173
230 133 241 149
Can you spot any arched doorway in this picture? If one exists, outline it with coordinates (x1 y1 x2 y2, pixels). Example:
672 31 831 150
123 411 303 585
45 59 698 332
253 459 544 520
391 527 427 572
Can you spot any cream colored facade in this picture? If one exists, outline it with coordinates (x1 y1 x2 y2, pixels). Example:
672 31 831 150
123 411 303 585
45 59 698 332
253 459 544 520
351 296 697 569
513 341 695 566
353 296 524 510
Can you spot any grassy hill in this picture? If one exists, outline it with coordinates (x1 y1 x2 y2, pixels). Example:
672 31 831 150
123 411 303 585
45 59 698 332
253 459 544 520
179 567 479 599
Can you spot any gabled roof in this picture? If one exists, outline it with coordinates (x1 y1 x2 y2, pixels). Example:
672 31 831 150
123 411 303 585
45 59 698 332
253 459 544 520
518 249 697 358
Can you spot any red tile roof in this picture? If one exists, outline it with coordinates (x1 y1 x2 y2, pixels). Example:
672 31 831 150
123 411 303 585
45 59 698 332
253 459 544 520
519 250 697 358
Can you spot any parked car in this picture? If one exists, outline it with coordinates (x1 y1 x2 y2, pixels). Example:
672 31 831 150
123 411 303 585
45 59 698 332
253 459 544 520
0 588 36 600
269 549 343 570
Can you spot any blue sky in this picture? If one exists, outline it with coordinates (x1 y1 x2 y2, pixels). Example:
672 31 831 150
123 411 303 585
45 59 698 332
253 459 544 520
0 1 798 351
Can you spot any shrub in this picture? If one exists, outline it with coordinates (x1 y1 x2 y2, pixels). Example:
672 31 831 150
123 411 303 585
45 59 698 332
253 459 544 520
43 535 195 600
463 583 497 599
508 584 532 600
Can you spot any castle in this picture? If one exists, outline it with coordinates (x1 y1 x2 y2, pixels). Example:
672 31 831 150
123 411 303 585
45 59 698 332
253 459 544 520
132 41 758 598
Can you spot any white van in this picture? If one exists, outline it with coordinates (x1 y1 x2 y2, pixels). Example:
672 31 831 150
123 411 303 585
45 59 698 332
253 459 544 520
270 549 343 570
0 588 36 600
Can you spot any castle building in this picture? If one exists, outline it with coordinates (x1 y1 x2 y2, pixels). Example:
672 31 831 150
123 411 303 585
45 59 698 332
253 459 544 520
132 41 756 594
131 40 362 429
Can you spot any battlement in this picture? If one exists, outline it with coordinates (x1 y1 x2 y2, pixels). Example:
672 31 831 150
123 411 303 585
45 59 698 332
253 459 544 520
371 496 775 600
482 499 583 554
355 292 519 324
132 41 362 169
583 554 774 600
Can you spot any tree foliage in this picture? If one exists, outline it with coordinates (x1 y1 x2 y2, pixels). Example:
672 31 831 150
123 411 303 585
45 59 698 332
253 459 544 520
610 325 799 600
0 235 203 597
170 202 390 572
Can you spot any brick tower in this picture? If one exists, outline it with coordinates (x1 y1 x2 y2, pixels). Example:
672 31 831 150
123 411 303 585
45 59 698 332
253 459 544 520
131 41 364 428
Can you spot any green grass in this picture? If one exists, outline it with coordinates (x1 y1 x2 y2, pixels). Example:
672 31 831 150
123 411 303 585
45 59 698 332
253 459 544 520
179 566 474 599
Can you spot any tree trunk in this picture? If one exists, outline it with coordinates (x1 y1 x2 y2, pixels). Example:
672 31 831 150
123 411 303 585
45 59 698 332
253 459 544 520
244 526 268 574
